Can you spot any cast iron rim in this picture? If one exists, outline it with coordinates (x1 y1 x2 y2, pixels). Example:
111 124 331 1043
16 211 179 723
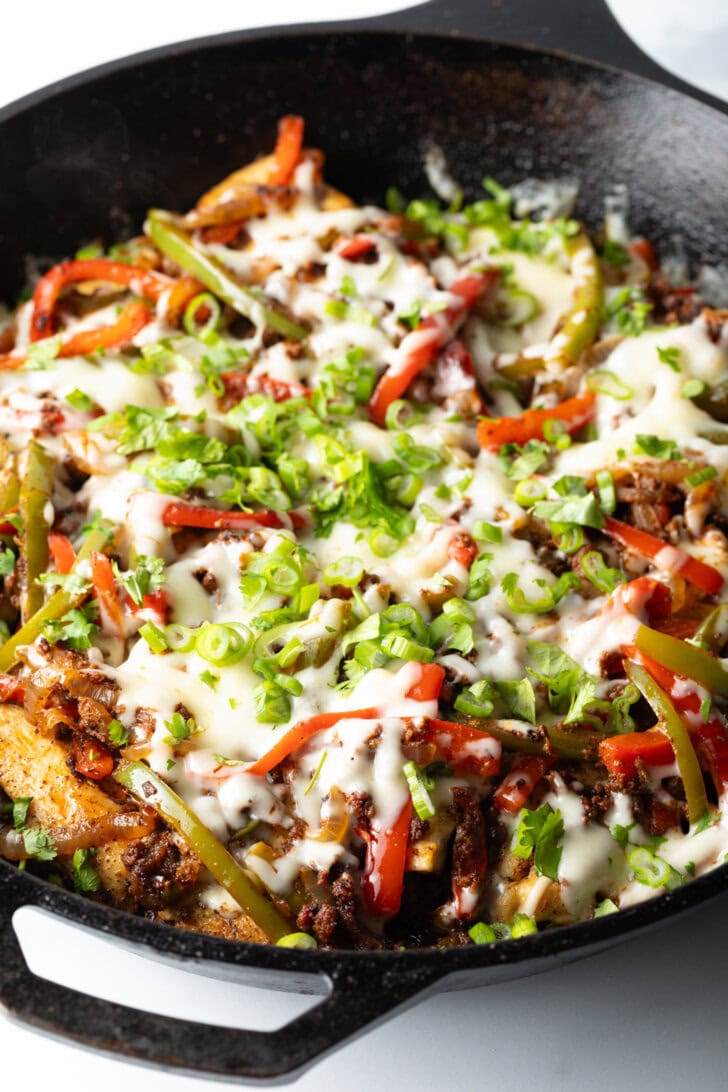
0 23 727 129
4 853 728 977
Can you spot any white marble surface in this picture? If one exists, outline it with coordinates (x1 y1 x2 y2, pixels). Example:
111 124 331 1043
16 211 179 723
2 3 727 1089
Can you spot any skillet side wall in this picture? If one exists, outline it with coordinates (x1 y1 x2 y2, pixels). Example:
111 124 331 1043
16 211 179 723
0 31 727 303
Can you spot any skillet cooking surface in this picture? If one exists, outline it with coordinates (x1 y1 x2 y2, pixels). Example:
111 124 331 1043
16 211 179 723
1 0 728 1081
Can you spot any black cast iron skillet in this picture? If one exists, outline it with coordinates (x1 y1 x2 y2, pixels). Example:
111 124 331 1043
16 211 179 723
1 0 727 1081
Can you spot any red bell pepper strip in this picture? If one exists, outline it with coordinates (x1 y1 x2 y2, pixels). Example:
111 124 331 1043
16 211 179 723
628 238 658 271
48 532 76 575
246 708 379 777
603 515 723 597
0 302 154 372
91 552 125 638
246 666 447 778
426 720 501 778
627 645 728 796
368 271 495 426
338 235 376 261
220 371 310 404
405 662 445 703
493 756 555 814
30 259 175 341
609 576 672 625
360 798 412 917
162 502 308 532
74 736 115 780
55 302 153 357
599 728 675 781
477 389 595 450
268 115 305 186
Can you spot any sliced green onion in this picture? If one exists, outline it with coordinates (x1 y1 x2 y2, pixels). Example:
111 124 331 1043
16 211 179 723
684 465 717 489
183 292 222 341
543 418 571 449
164 623 198 652
514 478 547 507
239 572 268 606
627 846 679 890
196 622 252 666
595 468 616 513
580 551 625 594
593 898 619 917
682 378 706 399
276 637 304 669
468 922 497 944
392 434 443 472
323 556 364 588
294 583 320 615
368 529 400 558
139 621 168 653
384 399 423 431
389 473 423 507
556 526 584 555
276 932 317 949
501 571 579 614
586 370 633 400
442 597 476 625
497 288 540 327
263 559 303 595
380 633 434 662
454 680 495 718
472 520 502 544
403 761 436 820
510 912 538 937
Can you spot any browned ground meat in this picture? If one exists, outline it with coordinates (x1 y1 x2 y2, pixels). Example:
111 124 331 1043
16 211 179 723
122 831 200 909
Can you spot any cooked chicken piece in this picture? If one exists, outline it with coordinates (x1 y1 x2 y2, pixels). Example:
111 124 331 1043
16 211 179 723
0 705 266 942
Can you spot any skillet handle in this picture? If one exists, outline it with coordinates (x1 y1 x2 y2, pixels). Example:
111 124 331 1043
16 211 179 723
0 872 443 1083
355 0 726 110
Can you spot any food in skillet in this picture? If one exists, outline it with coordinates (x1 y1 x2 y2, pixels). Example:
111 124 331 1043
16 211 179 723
1 117 728 949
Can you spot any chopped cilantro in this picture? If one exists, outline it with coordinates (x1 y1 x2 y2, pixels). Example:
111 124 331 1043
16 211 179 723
163 711 200 744
656 345 681 372
0 547 15 577
512 804 564 881
107 719 129 747
633 434 679 460
113 555 165 607
72 847 101 893
42 602 99 652
22 827 57 861
65 388 94 412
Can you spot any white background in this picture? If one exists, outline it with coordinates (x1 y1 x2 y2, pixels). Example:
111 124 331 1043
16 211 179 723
2 2 728 1089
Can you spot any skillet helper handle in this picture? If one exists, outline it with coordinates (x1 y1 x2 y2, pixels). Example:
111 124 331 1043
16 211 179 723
0 872 442 1083
360 0 726 107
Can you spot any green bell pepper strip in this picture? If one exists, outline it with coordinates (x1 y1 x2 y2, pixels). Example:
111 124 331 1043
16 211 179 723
690 604 728 655
18 442 55 621
498 232 603 379
114 761 291 942
0 440 19 519
147 211 307 341
634 623 728 698
626 661 708 824
0 525 110 671
458 716 598 760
